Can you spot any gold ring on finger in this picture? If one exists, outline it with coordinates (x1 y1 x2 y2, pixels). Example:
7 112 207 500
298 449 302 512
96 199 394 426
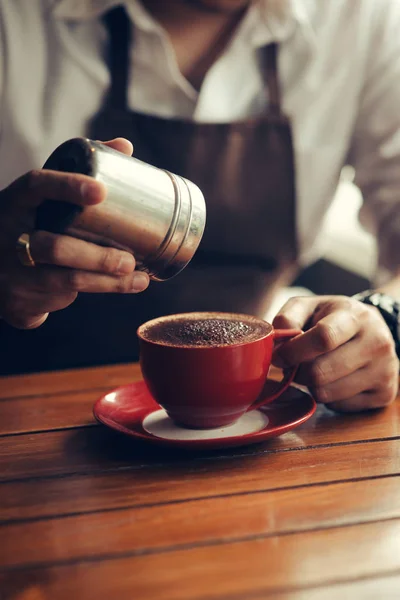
16 233 36 268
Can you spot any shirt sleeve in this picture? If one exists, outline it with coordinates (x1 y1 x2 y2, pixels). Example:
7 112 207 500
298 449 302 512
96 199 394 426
347 0 400 280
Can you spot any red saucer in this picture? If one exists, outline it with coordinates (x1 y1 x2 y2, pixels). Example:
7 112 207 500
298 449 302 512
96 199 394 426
93 381 316 450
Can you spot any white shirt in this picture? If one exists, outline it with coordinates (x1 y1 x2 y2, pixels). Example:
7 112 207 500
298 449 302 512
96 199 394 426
1 0 400 274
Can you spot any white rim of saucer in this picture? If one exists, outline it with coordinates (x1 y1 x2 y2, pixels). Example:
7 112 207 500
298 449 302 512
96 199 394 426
142 409 269 441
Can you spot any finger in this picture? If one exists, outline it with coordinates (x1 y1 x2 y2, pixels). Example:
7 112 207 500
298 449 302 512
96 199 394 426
274 309 360 367
328 388 398 412
295 336 370 387
309 364 370 404
8 169 106 209
30 231 136 275
310 356 399 408
273 296 321 330
19 265 150 294
100 138 133 156
1 286 78 329
4 293 77 329
295 319 396 387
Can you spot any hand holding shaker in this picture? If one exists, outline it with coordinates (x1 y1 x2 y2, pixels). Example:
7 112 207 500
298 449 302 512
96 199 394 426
36 138 206 281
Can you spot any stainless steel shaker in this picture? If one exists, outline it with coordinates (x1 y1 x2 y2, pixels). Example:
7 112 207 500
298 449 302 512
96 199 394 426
36 138 206 281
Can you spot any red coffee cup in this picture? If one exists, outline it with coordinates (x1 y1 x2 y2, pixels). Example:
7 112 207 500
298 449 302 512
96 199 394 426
137 312 302 429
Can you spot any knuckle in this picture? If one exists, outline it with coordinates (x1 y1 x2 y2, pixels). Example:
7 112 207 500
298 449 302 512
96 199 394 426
310 386 329 405
66 269 85 292
329 300 360 331
378 371 391 392
25 169 42 191
44 235 65 265
309 360 332 388
360 304 385 329
100 248 124 273
371 387 397 408
273 298 302 328
272 313 292 329
359 304 375 321
314 322 338 353
379 364 398 392
377 329 396 354
389 378 399 402
372 362 399 407
335 296 354 311
285 297 303 310
115 276 133 294
35 269 63 293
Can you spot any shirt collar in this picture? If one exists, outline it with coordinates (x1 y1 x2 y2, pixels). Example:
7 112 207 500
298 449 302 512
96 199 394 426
52 0 317 44
258 0 317 45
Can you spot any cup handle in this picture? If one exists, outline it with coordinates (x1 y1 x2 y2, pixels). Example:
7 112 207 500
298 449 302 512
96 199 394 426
248 328 303 412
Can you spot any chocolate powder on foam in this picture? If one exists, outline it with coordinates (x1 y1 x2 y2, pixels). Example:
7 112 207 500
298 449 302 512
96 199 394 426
145 318 267 347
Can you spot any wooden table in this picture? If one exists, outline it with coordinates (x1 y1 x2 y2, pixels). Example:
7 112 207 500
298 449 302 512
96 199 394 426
0 364 400 599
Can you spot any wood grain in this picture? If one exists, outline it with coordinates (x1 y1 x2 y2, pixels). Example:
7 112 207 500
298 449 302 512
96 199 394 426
1 399 400 482
1 476 400 570
1 520 399 599
1 364 399 600
1 439 399 523
0 363 142 400
0 390 100 435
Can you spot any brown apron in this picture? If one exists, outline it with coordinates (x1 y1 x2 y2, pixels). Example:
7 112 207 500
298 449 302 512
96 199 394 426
0 6 298 375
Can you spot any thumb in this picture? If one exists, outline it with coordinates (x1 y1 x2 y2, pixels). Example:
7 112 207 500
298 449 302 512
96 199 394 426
272 296 318 369
99 138 133 157
272 296 320 331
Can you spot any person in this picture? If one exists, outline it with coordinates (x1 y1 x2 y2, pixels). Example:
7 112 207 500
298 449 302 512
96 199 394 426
0 0 399 413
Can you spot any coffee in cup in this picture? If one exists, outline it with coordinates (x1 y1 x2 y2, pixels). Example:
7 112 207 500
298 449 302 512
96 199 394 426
140 314 270 347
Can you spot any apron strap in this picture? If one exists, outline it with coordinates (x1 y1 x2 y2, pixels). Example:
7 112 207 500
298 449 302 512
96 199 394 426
262 43 282 116
103 5 130 110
